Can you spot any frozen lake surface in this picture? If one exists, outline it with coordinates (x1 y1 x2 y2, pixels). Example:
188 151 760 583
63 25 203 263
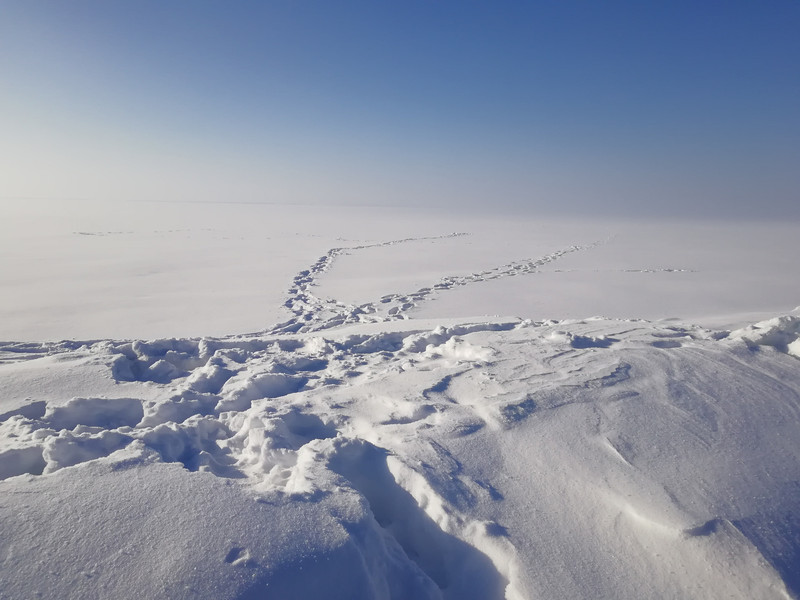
1 200 799 599
1 200 797 340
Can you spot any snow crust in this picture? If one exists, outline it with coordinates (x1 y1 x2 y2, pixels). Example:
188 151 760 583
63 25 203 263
1 200 799 599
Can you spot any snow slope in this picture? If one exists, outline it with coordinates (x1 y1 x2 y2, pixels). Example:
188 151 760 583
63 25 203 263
1 201 799 599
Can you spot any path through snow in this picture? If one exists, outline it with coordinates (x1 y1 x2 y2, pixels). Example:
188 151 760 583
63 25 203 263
1 231 800 599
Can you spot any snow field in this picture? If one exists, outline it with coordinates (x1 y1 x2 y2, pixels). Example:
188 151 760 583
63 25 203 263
1 200 800 598
3 312 800 598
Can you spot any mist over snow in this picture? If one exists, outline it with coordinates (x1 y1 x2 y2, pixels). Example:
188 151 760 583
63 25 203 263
3 0 800 596
1 199 800 599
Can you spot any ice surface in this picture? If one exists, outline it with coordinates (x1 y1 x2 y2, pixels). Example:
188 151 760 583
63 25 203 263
1 200 799 599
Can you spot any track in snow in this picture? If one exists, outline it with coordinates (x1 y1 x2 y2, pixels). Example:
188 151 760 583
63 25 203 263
269 234 605 334
2 230 800 599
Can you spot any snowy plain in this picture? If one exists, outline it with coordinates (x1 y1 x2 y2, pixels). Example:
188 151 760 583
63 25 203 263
1 199 800 599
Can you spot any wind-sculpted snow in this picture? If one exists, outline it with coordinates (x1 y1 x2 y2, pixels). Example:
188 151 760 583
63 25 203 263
1 233 800 599
728 315 800 358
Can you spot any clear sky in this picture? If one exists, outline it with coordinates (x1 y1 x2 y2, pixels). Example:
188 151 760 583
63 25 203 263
2 1 798 217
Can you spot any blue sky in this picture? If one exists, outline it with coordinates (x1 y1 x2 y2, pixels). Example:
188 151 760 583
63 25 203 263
2 1 798 217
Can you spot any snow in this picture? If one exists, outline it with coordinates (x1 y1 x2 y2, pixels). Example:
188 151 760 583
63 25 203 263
1 199 799 599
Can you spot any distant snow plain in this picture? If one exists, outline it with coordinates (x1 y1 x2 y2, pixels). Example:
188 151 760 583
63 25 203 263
1 199 799 599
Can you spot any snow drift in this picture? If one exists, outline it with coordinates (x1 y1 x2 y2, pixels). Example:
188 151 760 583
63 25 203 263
1 203 799 599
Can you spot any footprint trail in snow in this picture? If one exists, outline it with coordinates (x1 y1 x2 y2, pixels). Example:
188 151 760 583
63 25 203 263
270 233 602 334
2 234 800 599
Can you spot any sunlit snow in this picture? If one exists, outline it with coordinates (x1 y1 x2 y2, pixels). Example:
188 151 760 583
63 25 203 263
1 200 799 599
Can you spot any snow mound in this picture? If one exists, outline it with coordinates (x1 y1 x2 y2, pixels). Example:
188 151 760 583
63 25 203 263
3 313 800 598
729 314 800 357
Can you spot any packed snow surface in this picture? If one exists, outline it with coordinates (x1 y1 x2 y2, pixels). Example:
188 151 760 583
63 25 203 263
1 200 799 599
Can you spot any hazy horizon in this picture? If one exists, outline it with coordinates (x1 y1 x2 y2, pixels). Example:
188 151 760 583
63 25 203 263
2 1 799 219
